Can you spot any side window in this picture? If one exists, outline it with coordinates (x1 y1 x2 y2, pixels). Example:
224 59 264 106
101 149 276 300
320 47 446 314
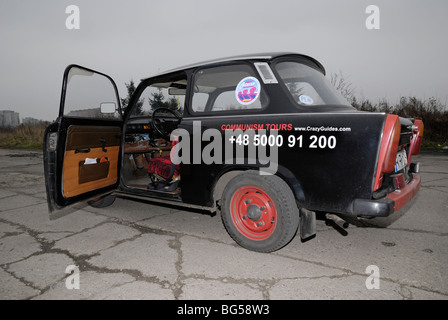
192 64 267 113
213 91 262 111
64 66 121 120
191 92 209 113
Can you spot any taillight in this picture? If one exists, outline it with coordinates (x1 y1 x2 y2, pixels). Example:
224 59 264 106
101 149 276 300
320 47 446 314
382 119 401 173
374 115 401 191
410 120 424 156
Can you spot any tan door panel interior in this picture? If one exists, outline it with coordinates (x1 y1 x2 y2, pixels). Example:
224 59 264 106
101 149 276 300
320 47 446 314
62 125 121 198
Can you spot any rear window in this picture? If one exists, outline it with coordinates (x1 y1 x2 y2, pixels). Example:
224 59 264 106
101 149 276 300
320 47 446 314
275 61 350 107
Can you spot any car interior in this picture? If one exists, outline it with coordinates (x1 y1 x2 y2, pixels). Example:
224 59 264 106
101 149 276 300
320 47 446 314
121 77 186 194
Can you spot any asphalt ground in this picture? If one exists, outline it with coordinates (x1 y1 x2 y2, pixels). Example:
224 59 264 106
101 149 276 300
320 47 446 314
0 149 447 301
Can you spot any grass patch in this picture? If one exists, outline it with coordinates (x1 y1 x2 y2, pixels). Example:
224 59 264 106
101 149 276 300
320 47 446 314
421 140 448 151
0 123 48 150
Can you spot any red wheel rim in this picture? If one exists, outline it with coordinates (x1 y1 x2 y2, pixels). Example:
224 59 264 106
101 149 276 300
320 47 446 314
230 185 277 241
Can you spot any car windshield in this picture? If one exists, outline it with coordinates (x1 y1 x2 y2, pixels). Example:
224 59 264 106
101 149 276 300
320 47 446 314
275 61 351 107
129 81 186 118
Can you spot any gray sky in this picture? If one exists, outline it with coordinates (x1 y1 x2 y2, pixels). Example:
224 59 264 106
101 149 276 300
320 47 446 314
1 0 447 121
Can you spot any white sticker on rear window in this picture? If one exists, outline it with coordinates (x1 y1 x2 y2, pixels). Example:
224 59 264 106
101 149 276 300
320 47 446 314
254 62 278 84
299 94 314 105
235 77 261 105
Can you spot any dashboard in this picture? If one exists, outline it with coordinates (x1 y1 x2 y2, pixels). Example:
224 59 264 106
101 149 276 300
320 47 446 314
124 118 171 154
125 118 153 134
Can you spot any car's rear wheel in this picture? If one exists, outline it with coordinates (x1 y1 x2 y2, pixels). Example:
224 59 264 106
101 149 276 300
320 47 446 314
220 171 300 252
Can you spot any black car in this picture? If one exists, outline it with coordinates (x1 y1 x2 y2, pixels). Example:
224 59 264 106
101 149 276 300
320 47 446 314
44 53 424 252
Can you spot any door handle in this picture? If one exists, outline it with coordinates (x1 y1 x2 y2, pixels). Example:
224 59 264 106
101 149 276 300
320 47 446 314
100 138 107 152
75 148 91 154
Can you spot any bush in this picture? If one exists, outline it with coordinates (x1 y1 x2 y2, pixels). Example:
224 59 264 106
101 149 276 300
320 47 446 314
351 96 448 149
0 123 49 150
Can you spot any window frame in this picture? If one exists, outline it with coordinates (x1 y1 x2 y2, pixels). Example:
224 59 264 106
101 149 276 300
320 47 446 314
126 71 188 120
61 65 123 121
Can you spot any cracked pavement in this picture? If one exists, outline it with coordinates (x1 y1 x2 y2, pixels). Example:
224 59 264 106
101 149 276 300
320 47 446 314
0 149 447 300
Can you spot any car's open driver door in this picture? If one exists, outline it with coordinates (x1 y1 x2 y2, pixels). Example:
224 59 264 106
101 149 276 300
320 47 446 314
44 65 123 216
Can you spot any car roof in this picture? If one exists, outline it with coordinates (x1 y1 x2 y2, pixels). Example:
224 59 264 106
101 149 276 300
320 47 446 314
142 52 325 81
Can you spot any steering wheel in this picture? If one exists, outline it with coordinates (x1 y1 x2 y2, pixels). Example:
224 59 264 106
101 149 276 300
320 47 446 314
151 107 182 139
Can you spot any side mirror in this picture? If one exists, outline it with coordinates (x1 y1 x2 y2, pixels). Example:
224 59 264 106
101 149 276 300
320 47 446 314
100 102 116 114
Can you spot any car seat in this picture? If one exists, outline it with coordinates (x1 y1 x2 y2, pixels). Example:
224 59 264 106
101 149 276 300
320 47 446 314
147 137 180 192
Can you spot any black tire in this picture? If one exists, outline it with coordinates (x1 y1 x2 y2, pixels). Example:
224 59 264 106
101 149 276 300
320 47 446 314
220 171 300 253
87 194 116 208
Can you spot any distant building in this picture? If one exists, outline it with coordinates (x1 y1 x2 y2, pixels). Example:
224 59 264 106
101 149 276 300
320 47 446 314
66 108 102 118
22 117 42 125
0 110 20 128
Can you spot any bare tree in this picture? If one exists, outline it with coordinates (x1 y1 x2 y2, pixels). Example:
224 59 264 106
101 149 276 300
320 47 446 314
330 71 355 103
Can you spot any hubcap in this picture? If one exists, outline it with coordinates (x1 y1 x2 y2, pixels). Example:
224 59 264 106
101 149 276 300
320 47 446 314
247 204 262 221
230 186 277 240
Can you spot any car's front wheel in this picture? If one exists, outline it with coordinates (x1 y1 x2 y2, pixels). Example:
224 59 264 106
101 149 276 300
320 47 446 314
220 171 300 253
87 194 116 208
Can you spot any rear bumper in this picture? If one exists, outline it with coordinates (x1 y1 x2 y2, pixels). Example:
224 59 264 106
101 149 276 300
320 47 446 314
352 173 421 217
385 173 421 212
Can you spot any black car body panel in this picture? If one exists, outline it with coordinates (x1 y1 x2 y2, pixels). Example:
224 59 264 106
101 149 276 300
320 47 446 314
177 112 386 215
